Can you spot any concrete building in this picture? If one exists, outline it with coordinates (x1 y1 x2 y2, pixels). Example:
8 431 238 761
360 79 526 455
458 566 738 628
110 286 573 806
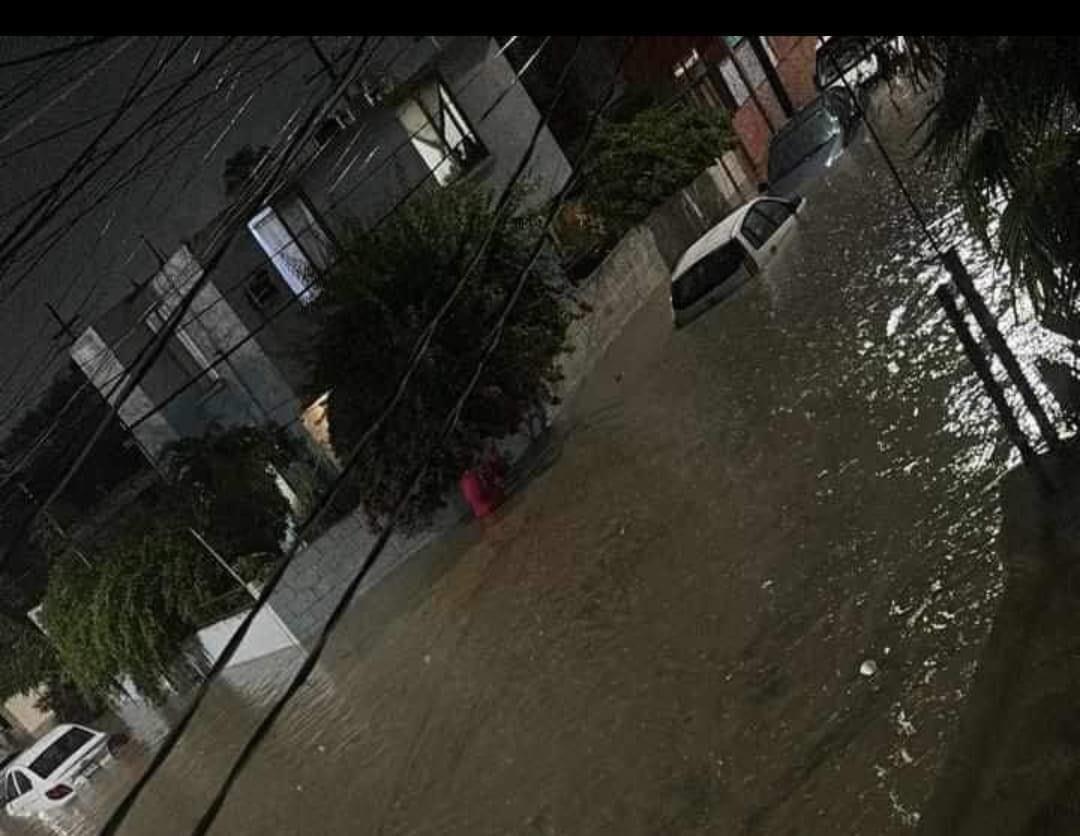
70 36 572 466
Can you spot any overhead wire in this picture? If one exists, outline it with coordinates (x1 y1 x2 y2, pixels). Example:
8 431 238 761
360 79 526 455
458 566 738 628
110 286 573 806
188 38 632 836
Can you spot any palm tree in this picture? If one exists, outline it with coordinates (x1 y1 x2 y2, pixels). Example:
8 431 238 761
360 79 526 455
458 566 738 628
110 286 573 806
899 36 1080 337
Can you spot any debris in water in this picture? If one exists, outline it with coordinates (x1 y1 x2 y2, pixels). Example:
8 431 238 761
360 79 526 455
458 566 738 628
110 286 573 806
860 659 878 677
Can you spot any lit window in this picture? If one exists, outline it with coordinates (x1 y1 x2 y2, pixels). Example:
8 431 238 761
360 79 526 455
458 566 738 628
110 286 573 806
145 304 221 383
719 58 750 106
247 196 330 305
397 79 488 186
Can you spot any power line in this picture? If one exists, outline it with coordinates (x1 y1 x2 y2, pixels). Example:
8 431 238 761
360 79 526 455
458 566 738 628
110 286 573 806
0 40 380 571
97 34 594 835
189 40 631 836
0 36 545 473
0 36 116 72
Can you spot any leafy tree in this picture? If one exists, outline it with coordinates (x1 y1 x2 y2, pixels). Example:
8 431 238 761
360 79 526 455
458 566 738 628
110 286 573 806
898 36 1080 335
575 103 734 242
162 424 293 577
42 517 236 700
310 181 572 530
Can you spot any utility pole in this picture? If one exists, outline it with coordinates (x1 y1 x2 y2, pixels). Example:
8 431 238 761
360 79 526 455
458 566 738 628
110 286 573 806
45 302 79 346
748 36 794 118
828 52 1061 485
936 285 1055 495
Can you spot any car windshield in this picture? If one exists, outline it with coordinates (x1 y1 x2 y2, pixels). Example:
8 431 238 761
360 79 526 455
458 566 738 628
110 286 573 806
767 106 840 183
28 728 92 780
672 242 746 311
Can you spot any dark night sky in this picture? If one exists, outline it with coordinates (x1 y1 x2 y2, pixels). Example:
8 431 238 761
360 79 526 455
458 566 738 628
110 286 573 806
0 36 341 430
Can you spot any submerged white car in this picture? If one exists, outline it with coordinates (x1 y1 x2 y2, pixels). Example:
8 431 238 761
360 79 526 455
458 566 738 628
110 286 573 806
670 195 804 328
1 724 113 818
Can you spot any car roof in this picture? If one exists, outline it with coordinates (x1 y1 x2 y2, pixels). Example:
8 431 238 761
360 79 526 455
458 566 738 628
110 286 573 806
672 200 758 281
3 724 94 774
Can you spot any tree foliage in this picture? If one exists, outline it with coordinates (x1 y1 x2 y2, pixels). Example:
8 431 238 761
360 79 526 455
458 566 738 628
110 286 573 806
310 181 572 530
898 36 1080 333
163 424 293 575
575 103 734 241
42 518 237 700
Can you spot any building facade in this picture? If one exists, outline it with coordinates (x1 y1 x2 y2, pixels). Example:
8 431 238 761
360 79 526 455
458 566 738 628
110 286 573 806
70 36 572 467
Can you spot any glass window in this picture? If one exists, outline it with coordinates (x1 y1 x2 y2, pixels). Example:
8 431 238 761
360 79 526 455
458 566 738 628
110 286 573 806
671 242 748 311
757 200 793 227
29 727 92 780
248 197 329 306
4 773 20 803
741 208 779 249
14 772 30 795
397 79 488 186
718 58 750 106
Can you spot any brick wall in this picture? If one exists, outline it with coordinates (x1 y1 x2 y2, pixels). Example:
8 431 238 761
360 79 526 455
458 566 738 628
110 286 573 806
768 36 819 109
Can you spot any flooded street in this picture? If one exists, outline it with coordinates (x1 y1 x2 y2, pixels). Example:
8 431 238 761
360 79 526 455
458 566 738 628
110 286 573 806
7 83 1076 835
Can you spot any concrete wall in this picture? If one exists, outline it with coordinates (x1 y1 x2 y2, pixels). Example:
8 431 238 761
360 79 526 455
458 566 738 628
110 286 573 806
195 604 299 668
558 155 753 407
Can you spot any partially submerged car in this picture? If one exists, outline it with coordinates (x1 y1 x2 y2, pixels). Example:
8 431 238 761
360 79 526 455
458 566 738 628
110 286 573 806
670 195 804 328
1 724 114 819
814 35 906 93
764 88 860 198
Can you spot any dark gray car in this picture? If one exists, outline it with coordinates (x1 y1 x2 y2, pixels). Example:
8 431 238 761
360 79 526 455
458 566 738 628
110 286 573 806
764 88 861 198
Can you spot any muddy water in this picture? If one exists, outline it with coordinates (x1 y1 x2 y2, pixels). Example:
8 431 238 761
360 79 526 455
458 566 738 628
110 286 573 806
7 82 1076 835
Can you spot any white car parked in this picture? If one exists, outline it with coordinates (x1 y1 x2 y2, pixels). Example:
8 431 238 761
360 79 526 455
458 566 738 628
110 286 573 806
1 724 114 819
670 195 804 328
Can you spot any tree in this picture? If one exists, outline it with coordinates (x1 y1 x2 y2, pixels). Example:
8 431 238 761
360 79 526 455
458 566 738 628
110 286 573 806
309 181 572 530
573 103 734 243
898 36 1080 336
41 517 237 701
163 424 293 578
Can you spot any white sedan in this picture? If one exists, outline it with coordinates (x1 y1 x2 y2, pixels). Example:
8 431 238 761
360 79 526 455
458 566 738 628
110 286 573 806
670 195 804 328
1 723 114 819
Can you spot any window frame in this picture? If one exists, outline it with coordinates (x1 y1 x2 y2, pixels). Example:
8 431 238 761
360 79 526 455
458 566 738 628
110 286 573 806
740 206 781 249
755 199 794 228
247 192 330 306
397 74 488 186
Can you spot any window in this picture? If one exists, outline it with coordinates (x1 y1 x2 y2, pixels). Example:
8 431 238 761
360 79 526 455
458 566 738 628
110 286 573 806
397 79 488 186
756 199 793 227
723 36 744 48
741 207 780 249
14 772 30 795
246 268 281 312
145 305 221 384
3 772 22 803
671 242 748 311
673 49 725 111
29 727 92 780
248 195 331 305
718 58 750 106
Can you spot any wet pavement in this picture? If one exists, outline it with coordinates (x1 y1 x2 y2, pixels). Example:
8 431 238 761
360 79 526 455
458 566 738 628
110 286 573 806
5 81 1077 835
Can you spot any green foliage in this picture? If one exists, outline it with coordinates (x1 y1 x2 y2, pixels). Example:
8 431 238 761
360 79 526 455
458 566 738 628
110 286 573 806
900 36 1080 330
0 613 60 702
42 519 235 701
575 103 734 242
0 362 147 524
310 181 571 530
163 424 293 575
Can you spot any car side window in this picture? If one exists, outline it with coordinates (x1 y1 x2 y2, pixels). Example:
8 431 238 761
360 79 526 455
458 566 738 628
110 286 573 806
5 772 23 801
757 200 793 227
741 207 780 249
14 771 30 795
